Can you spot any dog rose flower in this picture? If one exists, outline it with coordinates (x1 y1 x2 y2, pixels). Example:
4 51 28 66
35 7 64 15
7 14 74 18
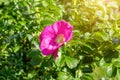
39 20 73 59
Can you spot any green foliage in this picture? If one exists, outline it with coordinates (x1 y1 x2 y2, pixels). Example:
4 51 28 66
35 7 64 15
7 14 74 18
0 0 63 79
65 56 79 69
0 0 120 80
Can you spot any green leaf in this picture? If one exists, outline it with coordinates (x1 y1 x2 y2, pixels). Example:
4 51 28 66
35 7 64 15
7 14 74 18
57 72 68 80
81 43 93 51
30 55 41 66
112 66 117 77
55 52 65 67
80 74 94 80
80 43 94 54
42 1 48 7
92 32 109 42
75 69 82 78
27 34 33 41
65 56 79 69
106 65 117 78
81 65 93 73
113 61 120 67
28 49 41 66
57 72 73 80
104 50 119 63
27 49 41 58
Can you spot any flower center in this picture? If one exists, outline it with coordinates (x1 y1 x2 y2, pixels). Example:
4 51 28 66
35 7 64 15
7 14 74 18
55 34 65 44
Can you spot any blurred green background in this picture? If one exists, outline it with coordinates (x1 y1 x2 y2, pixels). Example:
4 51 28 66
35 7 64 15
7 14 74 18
0 0 120 80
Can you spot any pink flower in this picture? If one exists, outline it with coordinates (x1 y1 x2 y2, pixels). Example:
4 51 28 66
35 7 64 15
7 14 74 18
39 20 73 59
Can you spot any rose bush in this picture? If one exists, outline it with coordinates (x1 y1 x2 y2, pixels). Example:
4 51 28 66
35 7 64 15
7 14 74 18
0 0 120 80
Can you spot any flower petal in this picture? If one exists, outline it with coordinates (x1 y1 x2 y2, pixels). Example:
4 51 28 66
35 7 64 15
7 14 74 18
39 26 60 55
40 36 59 55
52 20 73 42
40 25 57 42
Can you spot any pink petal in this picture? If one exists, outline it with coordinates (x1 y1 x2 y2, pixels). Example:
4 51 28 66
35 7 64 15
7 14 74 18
39 26 59 56
40 25 57 42
52 20 73 42
40 37 59 55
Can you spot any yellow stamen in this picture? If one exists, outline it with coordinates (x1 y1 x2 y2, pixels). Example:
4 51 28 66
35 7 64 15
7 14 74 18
55 34 65 44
